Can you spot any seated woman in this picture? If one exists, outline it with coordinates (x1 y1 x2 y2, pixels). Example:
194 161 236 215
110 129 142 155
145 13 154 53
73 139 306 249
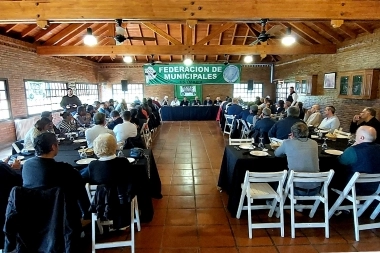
115 98 128 114
57 111 77 134
23 117 52 150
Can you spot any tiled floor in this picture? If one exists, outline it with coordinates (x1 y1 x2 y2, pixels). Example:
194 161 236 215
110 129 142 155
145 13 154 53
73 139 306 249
86 121 380 252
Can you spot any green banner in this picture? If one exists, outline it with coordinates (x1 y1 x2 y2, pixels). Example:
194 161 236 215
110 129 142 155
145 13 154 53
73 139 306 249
143 64 241 85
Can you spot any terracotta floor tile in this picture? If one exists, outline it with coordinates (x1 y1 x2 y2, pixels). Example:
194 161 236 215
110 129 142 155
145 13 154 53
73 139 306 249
176 153 192 158
175 158 193 164
153 195 169 209
161 249 199 253
157 163 174 170
197 208 229 225
192 157 210 163
148 208 167 226
194 176 216 185
173 163 193 169
171 176 194 185
135 226 164 248
168 196 195 209
166 209 197 226
277 245 318 253
200 248 238 253
161 226 199 248
161 185 171 196
160 176 172 185
198 225 235 247
231 225 273 247
193 163 212 169
196 195 224 208
176 149 192 154
158 169 173 177
192 152 209 158
307 233 347 244
339 229 377 243
157 157 175 164
172 170 193 177
169 185 195 196
238 246 278 253
195 185 220 195
193 169 213 176
313 243 357 252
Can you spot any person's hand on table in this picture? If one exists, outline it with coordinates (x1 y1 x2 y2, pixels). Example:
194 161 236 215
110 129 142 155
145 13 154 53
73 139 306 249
11 159 21 170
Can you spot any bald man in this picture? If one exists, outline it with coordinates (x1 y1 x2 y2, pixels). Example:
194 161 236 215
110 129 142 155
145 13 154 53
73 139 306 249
338 126 380 195
303 104 322 127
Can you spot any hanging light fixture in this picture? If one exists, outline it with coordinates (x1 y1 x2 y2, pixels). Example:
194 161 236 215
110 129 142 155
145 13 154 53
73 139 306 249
123 56 133 63
243 55 253 64
84 28 97 46
281 27 296 46
183 56 193 66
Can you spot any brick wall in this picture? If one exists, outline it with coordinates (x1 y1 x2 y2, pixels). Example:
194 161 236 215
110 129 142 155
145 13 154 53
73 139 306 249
275 29 380 131
0 36 99 146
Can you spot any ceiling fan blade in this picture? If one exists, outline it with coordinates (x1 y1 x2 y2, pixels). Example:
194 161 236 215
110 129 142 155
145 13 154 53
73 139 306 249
127 36 156 41
265 25 283 35
249 39 260 46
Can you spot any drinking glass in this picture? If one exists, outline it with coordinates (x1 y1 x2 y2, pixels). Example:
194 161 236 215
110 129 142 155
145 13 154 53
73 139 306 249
117 142 125 157
79 145 87 159
258 136 264 150
322 138 328 150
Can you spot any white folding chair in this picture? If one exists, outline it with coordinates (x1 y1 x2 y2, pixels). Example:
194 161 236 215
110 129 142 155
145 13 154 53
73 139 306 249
223 114 235 135
240 120 251 139
85 184 141 253
280 170 335 238
140 122 152 149
229 138 252 145
236 170 287 238
328 172 380 241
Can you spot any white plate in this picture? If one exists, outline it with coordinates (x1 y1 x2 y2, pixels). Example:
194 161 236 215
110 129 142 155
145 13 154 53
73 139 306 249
76 158 97 165
318 129 329 133
16 156 24 160
324 149 343 156
73 139 86 143
311 135 319 139
239 144 254 149
127 158 135 163
58 137 65 141
336 134 349 139
250 151 269 156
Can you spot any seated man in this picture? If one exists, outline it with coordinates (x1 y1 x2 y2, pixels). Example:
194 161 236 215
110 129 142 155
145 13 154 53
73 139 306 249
107 110 123 130
85 112 115 148
22 132 89 233
246 105 259 127
253 108 276 143
226 98 243 124
303 104 322 127
192 96 201 106
350 107 380 143
180 97 189 106
269 106 303 140
236 105 251 121
170 97 180 106
73 105 91 127
214 96 222 106
275 122 320 199
113 111 138 143
41 111 60 134
318 105 340 131
337 126 380 195
203 96 213 106
161 96 169 106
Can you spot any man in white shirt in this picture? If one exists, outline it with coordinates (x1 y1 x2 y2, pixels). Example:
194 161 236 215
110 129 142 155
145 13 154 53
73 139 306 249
304 104 323 127
170 97 180 106
113 111 138 143
286 86 298 106
85 112 115 148
318 105 340 131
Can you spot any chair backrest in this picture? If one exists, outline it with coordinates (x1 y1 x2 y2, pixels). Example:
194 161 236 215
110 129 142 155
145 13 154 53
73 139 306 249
85 183 97 202
243 170 287 195
224 114 235 125
229 138 252 145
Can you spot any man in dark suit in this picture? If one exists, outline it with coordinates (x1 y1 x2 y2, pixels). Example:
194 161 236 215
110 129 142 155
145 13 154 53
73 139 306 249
254 108 276 143
107 110 123 130
192 96 201 106
180 97 190 106
203 95 213 106
269 106 304 140
350 107 380 143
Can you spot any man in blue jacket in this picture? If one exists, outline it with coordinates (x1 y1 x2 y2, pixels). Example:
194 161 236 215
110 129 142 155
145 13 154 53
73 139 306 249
268 106 303 140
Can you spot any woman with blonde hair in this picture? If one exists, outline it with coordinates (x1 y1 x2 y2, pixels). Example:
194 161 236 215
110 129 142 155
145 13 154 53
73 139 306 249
23 117 52 150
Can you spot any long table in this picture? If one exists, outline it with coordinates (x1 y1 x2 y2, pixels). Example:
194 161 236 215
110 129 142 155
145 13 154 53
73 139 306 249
19 140 162 222
161 106 219 121
218 140 347 217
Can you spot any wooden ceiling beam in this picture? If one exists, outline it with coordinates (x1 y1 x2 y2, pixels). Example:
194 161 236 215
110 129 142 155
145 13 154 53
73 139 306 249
312 22 344 43
4 24 18 33
280 22 314 45
44 23 86 46
288 22 331 44
355 23 373 34
215 28 224 62
166 24 172 62
245 23 259 37
37 44 336 56
1 1 380 21
142 22 182 45
138 23 149 62
238 25 250 61
196 22 234 45
72 23 106 46
20 24 37 38
179 24 184 61
33 23 60 42
56 23 92 46
203 24 211 62
338 25 357 39
228 24 238 62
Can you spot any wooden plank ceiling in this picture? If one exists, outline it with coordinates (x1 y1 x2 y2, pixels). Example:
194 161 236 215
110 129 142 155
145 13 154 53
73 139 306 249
0 0 379 64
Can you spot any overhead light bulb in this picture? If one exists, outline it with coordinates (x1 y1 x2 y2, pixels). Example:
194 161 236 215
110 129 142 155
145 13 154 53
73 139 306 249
123 56 133 63
183 57 193 66
243 55 253 64
282 27 295 46
115 26 125 35
84 28 97 46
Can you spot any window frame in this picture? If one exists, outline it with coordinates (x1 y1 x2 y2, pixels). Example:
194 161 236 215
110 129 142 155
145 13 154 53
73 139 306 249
0 78 12 121
276 80 296 102
74 83 99 105
112 83 144 105
233 83 263 102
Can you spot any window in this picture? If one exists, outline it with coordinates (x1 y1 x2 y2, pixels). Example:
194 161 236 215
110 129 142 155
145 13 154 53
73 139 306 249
233 83 263 102
276 80 295 102
0 79 11 120
75 83 99 105
25 80 67 115
112 84 144 104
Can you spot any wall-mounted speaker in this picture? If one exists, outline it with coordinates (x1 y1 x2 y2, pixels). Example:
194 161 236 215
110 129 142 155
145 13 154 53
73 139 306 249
247 80 254 90
121 80 128 91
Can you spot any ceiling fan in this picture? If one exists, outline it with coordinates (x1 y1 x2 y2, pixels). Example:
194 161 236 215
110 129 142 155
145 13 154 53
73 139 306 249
243 19 283 46
113 19 156 45
144 54 168 65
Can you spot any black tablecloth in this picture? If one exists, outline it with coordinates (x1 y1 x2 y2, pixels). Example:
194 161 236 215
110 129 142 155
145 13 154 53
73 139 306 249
161 106 219 121
20 140 162 222
218 139 348 217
